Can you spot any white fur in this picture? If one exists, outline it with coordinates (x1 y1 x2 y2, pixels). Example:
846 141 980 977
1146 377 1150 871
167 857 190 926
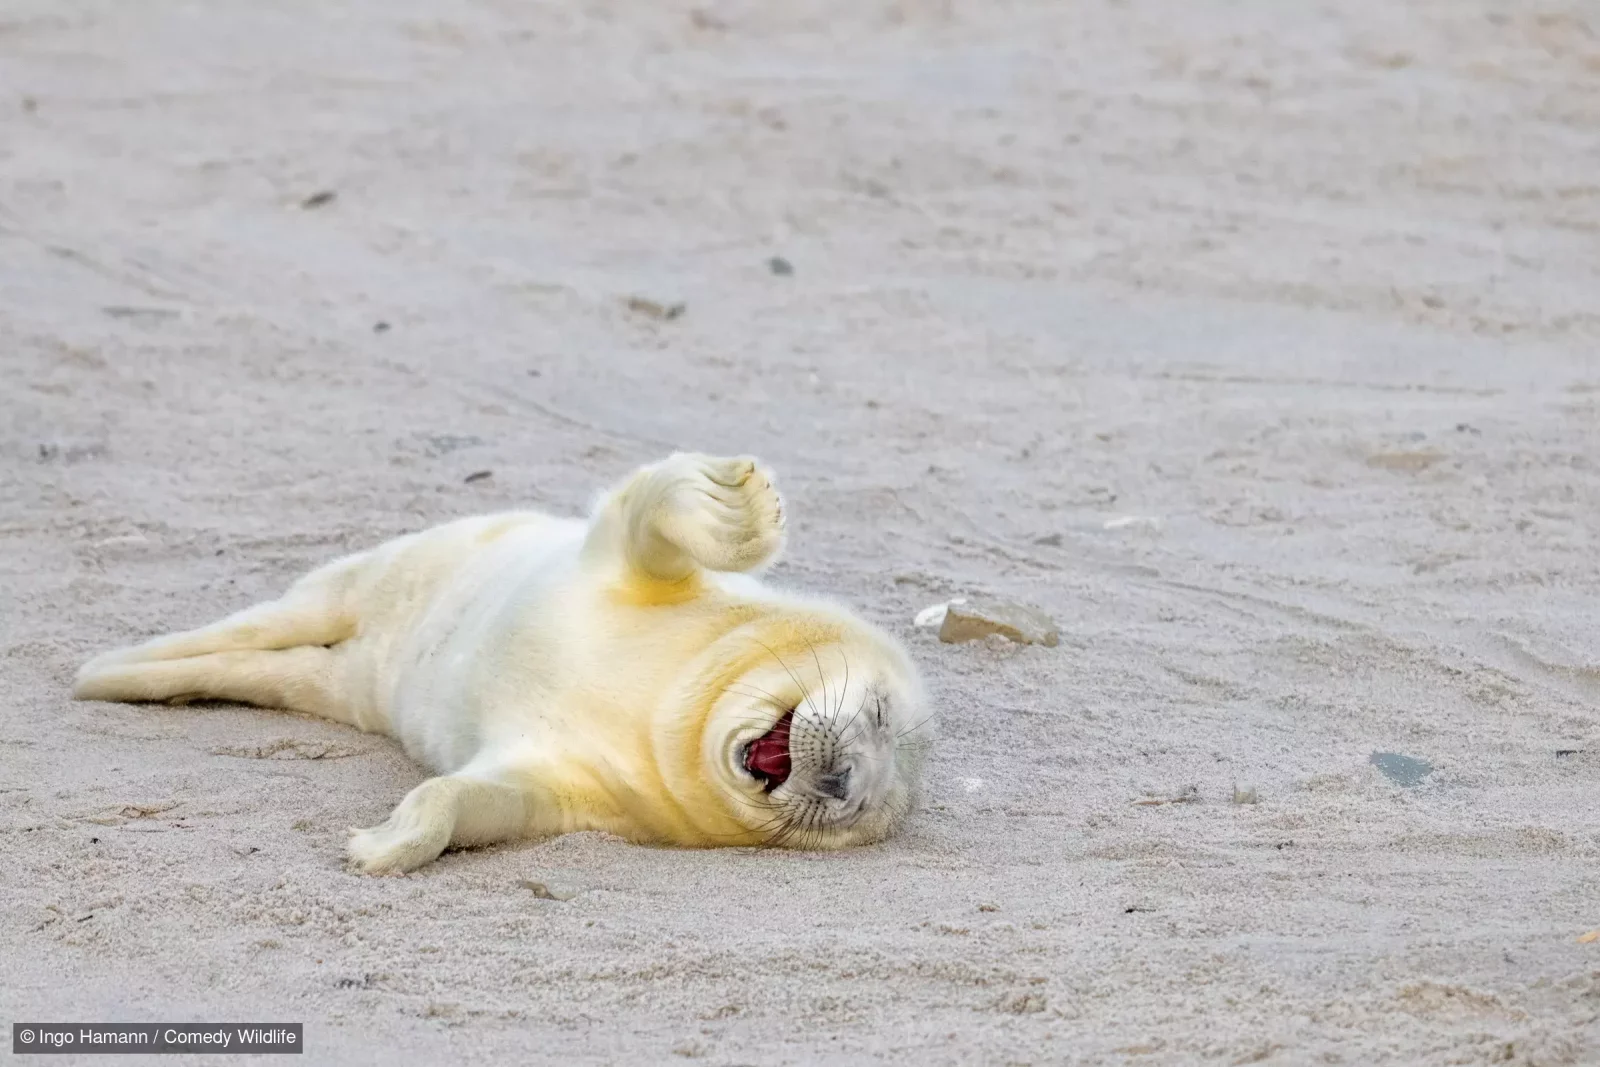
75 454 933 874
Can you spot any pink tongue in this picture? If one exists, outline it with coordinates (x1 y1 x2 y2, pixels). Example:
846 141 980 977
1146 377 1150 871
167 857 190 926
745 711 793 786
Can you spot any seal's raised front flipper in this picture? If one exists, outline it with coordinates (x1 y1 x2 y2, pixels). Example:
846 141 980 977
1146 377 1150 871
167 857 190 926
581 452 787 586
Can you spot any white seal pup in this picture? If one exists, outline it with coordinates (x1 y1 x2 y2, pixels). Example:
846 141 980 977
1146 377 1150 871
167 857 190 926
73 453 933 873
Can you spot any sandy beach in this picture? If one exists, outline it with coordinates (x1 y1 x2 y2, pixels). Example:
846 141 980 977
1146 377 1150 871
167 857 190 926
2 1 1598 1063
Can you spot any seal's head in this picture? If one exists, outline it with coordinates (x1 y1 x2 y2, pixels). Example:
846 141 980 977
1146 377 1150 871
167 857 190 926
673 613 932 848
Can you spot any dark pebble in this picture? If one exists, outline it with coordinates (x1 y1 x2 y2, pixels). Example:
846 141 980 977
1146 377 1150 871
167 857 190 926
1370 751 1433 787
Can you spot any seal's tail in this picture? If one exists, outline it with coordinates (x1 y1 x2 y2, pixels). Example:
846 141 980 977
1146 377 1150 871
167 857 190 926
71 549 370 725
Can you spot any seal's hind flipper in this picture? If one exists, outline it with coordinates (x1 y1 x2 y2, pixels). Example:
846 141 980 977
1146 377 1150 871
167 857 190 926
72 547 372 716
72 645 359 724
73 546 371 675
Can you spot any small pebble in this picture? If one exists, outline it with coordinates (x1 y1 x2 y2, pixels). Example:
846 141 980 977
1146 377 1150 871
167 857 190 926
1370 752 1433 788
914 598 966 628
1367 451 1442 472
373 321 390 333
996 992 1048 1015
423 434 483 456
768 256 794 276
300 190 337 209
1033 532 1064 546
519 879 579 901
102 304 180 321
93 533 149 549
38 440 109 462
1103 515 1162 532
464 470 493 484
625 295 686 321
939 597 1059 647
1132 785 1199 806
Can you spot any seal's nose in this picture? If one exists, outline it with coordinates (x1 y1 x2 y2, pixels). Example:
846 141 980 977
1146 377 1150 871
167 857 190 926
815 767 851 800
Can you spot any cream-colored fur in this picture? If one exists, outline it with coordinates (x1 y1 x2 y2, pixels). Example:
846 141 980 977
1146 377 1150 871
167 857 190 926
74 454 932 874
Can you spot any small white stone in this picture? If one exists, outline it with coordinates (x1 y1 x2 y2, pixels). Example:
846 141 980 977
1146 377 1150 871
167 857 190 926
914 597 967 628
938 597 1059 647
94 534 149 548
1103 515 1163 531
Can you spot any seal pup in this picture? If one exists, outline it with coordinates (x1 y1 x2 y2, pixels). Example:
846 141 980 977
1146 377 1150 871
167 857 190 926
74 453 933 873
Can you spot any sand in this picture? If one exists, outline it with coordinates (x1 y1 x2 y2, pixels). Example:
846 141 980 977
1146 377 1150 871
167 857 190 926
3 0 1598 1063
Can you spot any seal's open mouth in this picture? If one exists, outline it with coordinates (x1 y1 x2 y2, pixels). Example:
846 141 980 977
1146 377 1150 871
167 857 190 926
743 710 793 791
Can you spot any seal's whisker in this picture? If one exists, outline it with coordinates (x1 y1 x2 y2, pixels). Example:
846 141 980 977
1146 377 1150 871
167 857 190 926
835 646 851 720
896 712 935 739
737 723 794 737
729 677 793 707
803 637 831 728
836 692 869 749
722 684 791 712
774 798 823 848
754 640 823 722
768 814 798 848
703 807 788 838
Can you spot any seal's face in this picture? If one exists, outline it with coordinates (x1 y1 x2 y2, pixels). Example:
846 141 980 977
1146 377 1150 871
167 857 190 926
704 640 930 848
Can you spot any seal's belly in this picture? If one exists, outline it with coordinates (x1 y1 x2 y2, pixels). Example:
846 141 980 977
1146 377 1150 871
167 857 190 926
342 512 584 770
